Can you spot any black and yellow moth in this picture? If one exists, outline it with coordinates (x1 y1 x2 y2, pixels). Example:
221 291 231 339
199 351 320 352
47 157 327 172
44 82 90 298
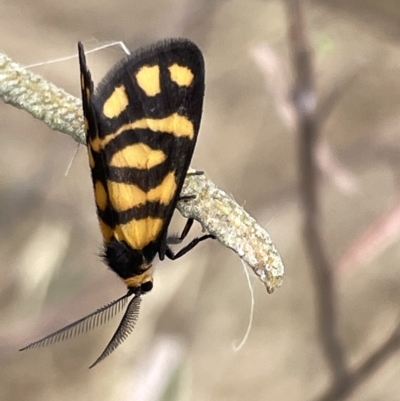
21 38 213 368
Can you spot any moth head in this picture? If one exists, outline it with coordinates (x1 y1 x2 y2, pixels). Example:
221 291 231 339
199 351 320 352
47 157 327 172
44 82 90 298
126 262 154 295
136 276 153 294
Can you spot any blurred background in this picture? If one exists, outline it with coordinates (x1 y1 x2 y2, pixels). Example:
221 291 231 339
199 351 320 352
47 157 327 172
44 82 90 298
1 0 400 400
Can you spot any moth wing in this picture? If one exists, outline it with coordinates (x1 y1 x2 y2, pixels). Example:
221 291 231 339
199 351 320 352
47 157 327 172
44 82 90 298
90 39 205 248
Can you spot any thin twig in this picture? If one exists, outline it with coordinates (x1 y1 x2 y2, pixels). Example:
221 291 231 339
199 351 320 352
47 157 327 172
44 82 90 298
314 323 400 401
251 44 359 195
0 52 85 143
0 49 284 293
286 0 348 382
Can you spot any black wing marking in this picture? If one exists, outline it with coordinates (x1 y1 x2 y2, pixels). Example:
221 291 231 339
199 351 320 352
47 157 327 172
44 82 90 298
92 39 205 243
79 42 116 240
19 292 131 351
78 41 98 144
89 295 142 368
94 38 205 133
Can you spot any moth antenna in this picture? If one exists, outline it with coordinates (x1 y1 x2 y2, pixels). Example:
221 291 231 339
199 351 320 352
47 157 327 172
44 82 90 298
26 40 131 68
64 143 80 176
19 292 132 351
89 296 142 368
232 260 255 352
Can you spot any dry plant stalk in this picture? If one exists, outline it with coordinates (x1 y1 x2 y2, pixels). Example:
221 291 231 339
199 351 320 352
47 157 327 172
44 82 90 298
0 49 284 293
285 1 400 401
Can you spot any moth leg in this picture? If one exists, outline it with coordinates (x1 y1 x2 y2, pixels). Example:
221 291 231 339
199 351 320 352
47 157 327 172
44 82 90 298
165 233 215 260
178 170 203 201
166 218 215 257
186 169 204 175
178 194 196 202
167 218 194 245
186 169 204 176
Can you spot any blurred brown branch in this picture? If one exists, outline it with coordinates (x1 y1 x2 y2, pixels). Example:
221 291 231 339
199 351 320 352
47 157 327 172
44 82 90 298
286 0 349 384
314 322 400 401
282 0 400 400
251 44 360 195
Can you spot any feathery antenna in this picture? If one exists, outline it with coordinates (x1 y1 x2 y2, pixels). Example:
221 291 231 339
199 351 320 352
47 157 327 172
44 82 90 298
20 291 132 351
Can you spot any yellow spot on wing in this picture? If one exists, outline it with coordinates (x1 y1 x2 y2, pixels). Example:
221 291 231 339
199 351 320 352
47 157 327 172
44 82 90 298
89 137 101 152
168 63 194 87
94 181 108 211
110 143 166 169
116 217 164 249
107 171 177 212
89 113 194 153
103 85 129 118
88 146 95 168
83 116 89 133
99 218 113 242
135 65 160 96
108 181 147 211
119 113 194 139
147 172 177 204
89 132 117 152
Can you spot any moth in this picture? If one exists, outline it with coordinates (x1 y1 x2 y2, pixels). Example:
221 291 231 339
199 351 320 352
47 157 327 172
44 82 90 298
21 38 213 368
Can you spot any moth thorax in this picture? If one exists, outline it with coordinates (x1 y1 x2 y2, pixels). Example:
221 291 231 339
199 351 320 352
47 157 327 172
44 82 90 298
104 239 147 279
